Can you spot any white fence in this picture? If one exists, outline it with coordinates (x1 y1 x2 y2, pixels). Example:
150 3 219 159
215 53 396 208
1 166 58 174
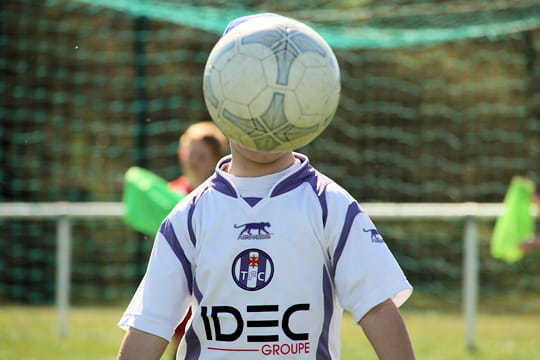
0 201 504 350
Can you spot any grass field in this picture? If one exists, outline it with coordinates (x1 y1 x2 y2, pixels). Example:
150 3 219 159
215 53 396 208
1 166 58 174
1 293 539 359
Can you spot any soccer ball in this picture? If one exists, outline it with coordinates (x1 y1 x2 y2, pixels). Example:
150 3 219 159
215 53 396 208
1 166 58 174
203 14 341 152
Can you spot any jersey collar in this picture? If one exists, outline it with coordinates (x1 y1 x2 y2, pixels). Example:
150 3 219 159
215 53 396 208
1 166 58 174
210 153 313 198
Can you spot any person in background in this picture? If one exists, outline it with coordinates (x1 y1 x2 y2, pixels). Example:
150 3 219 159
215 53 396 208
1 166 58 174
167 121 228 358
169 121 229 194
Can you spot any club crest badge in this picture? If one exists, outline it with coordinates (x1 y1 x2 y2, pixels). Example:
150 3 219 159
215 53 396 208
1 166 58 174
231 249 274 291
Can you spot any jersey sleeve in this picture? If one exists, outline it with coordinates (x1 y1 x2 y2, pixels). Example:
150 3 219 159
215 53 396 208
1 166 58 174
117 214 194 341
324 185 412 323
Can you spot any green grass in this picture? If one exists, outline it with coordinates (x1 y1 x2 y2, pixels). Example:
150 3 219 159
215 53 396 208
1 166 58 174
341 310 540 359
1 293 539 359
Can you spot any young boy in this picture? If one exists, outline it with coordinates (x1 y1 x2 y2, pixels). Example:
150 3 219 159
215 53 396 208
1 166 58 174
117 15 415 360
169 121 229 194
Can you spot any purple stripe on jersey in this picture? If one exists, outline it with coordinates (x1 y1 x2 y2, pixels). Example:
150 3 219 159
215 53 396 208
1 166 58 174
271 155 311 197
159 218 193 293
193 277 203 303
186 280 203 358
184 325 201 360
311 171 332 227
316 267 333 360
185 184 215 246
242 196 263 207
270 155 331 226
332 202 363 271
209 172 238 198
187 197 197 246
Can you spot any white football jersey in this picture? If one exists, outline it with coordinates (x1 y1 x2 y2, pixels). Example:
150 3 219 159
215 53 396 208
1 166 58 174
118 153 412 359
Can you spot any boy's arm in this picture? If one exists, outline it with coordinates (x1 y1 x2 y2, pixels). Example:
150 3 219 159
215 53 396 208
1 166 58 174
359 298 415 360
117 327 168 360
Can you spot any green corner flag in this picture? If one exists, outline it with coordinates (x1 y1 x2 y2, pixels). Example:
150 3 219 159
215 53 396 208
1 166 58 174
122 166 186 236
491 176 536 263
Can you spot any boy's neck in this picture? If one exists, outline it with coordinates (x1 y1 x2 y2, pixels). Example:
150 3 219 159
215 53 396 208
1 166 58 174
226 143 296 177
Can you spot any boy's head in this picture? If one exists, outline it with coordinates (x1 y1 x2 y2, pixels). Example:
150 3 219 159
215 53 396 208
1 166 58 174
178 121 228 182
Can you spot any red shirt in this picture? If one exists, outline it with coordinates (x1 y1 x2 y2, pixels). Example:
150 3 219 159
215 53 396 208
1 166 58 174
169 176 193 194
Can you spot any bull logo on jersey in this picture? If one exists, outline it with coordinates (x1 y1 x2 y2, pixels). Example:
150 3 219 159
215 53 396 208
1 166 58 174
232 249 274 291
364 228 384 243
234 222 272 240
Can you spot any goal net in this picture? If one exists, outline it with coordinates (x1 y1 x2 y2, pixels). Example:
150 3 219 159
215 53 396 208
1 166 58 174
1 0 539 303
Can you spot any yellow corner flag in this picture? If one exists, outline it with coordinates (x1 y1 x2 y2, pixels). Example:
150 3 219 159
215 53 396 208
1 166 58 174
122 166 186 236
491 176 536 263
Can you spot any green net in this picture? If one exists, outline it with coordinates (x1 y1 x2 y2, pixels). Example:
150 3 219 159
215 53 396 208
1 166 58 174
1 0 540 303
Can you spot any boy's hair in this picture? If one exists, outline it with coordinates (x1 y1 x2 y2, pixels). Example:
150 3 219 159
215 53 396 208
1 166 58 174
179 121 229 158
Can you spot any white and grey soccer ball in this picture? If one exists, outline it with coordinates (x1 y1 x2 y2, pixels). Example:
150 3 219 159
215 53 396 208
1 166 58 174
203 14 341 152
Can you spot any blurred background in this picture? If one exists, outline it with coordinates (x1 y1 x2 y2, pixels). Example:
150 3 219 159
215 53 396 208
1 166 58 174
1 0 539 330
